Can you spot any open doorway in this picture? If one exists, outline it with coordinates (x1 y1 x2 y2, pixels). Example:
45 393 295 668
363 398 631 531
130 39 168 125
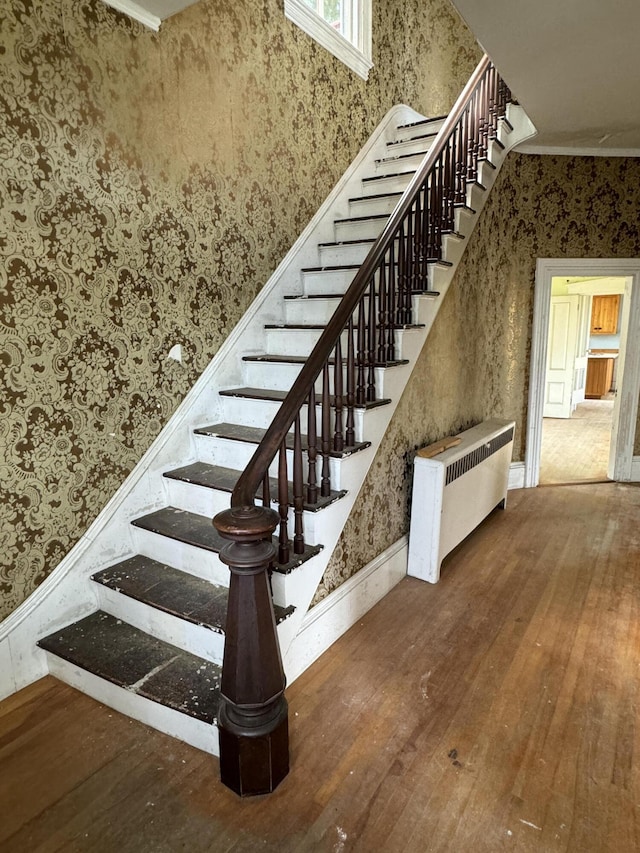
539 276 626 484
525 259 640 488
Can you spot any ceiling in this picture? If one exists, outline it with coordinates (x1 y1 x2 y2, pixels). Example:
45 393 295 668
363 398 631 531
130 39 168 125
451 0 640 155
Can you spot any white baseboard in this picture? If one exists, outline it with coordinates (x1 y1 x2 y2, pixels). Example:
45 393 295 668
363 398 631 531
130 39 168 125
630 456 640 481
285 537 407 684
509 462 526 490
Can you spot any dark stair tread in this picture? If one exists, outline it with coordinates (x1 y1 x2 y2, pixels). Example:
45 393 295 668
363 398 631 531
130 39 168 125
334 213 390 225
263 323 425 332
38 611 221 724
163 461 345 512
375 150 429 165
386 131 437 146
219 386 393 410
348 191 403 203
131 506 323 575
194 422 371 459
301 259 451 272
362 170 416 184
242 353 412 367
395 115 447 131
92 555 294 632
318 238 375 248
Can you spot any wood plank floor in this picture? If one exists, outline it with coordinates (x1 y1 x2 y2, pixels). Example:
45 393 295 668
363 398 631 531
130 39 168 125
2 483 640 852
540 399 613 484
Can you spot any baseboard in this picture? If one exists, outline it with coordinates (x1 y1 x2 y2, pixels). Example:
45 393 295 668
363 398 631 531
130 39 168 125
285 537 408 684
509 462 526 490
630 456 640 481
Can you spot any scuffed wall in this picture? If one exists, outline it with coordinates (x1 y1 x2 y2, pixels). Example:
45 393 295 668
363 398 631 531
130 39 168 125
0 0 481 619
318 152 640 600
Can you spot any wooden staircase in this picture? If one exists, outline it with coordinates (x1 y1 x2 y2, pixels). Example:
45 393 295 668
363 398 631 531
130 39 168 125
34 64 535 782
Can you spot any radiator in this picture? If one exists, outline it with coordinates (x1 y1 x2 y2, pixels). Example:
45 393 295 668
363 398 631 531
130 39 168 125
407 419 515 583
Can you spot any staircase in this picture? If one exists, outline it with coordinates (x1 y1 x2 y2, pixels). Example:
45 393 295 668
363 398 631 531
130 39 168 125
30 62 535 772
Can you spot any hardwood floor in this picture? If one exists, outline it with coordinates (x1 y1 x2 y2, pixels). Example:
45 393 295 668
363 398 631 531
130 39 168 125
540 398 614 484
2 483 640 852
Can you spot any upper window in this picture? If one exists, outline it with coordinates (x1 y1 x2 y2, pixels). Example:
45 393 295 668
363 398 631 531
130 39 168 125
285 0 373 80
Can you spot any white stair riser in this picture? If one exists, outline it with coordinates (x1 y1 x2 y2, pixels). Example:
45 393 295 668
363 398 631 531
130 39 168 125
95 581 225 664
192 435 347 491
264 326 349 356
131 527 230 587
284 297 351 325
334 217 389 242
361 172 415 195
375 151 427 175
45 653 220 755
302 267 359 296
349 194 403 218
384 137 434 158
393 117 445 140
318 242 372 267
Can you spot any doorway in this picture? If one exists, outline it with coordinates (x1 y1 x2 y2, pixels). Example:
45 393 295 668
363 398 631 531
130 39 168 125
525 259 640 488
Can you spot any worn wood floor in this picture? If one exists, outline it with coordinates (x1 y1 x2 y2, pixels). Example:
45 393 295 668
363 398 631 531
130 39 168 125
2 483 640 853
540 398 613 484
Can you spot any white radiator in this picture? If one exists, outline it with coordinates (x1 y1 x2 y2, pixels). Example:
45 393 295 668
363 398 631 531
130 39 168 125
407 419 515 583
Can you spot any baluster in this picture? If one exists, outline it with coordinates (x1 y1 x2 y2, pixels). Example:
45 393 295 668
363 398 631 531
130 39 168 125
356 297 367 405
413 190 424 290
333 336 344 452
443 141 453 232
377 262 387 361
321 362 331 496
306 386 318 504
387 240 397 348
398 220 409 323
456 113 466 205
262 471 271 509
277 439 289 565
346 316 355 446
293 415 304 555
467 98 476 181
488 65 497 140
477 73 487 160
367 277 377 401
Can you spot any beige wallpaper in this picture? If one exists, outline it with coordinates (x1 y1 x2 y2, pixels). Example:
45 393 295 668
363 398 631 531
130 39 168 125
0 0 481 620
318 152 640 600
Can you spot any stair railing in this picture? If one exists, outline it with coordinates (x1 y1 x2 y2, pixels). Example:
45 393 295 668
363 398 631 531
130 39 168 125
213 54 512 796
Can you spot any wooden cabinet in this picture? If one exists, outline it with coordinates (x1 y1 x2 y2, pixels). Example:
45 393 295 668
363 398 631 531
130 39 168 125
585 357 615 399
590 295 620 335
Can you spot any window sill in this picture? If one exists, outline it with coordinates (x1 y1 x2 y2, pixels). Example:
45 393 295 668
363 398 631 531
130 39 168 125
284 0 373 81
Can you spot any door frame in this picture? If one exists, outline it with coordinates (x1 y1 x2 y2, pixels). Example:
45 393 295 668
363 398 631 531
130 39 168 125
525 258 640 487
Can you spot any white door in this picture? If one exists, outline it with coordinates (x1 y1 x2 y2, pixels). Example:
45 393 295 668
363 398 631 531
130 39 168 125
544 295 580 418
571 295 590 407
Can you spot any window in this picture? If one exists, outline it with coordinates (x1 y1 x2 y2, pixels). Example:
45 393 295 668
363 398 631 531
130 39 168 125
285 0 373 80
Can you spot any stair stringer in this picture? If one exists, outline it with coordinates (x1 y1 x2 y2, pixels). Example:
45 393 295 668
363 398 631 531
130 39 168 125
279 103 538 677
0 103 428 701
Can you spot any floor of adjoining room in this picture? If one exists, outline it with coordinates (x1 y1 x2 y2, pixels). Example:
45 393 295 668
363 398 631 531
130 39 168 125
540 396 614 484
2 483 640 852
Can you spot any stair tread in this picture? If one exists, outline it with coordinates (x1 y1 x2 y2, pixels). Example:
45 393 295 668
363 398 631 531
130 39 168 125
395 115 447 131
375 150 427 165
301 260 450 272
164 461 346 512
219 386 394 409
349 191 402 203
242 353 413 366
92 555 295 631
264 323 425 331
38 611 221 724
334 213 390 225
131 506 323 574
194 422 371 458
318 238 375 248
283 292 439 301
386 131 437 146
362 170 416 183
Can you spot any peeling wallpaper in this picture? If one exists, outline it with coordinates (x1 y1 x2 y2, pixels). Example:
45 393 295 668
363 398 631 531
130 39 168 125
0 0 482 619
319 152 640 600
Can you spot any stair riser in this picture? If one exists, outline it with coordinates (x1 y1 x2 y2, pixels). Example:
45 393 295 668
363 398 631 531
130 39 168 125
303 262 449 297
164 477 326 545
264 326 350 356
393 117 445 139
318 242 371 267
334 217 389 242
348 194 402 218
94 581 225 664
219 394 368 443
375 151 427 175
385 137 434 159
361 172 415 195
132 527 230 587
192 435 346 490
44 652 220 755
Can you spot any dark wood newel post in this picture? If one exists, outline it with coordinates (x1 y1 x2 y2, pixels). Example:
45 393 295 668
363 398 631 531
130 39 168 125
213 504 289 797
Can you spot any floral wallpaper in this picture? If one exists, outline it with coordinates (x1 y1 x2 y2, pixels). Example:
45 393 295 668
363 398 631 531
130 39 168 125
318 152 640 600
0 0 481 620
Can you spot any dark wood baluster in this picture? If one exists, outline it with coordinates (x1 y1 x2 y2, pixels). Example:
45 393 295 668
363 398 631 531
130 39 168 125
306 386 318 504
467 98 476 182
387 239 397 348
367 277 376 401
277 439 289 565
487 65 497 140
346 316 355 446
293 414 304 555
413 190 424 290
443 141 453 232
456 114 466 205
397 220 409 323
356 298 366 405
321 362 331 497
377 262 387 361
262 471 271 509
477 74 487 160
333 336 344 452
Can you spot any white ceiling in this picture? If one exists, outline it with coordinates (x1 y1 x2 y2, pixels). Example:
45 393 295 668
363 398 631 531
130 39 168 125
451 0 640 155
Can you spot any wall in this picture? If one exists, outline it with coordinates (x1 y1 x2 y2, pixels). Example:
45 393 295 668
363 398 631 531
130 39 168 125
0 0 481 620
319 152 640 599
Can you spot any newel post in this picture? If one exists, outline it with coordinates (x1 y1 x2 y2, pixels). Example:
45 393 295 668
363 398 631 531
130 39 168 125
213 504 289 796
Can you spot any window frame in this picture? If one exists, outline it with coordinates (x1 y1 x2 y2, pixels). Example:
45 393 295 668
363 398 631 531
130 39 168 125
285 0 373 80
